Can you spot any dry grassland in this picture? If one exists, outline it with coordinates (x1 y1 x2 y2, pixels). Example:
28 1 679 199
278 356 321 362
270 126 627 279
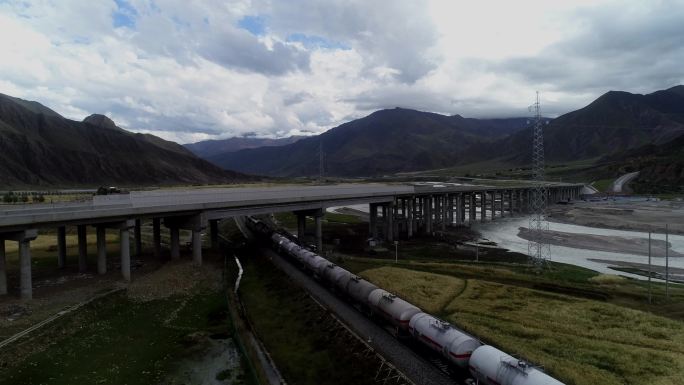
361 266 465 313
361 266 684 385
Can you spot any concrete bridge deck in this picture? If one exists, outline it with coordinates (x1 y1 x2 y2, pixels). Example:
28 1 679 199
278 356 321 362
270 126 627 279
0 182 583 299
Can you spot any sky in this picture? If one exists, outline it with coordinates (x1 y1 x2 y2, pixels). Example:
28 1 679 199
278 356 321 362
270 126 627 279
1 0 683 144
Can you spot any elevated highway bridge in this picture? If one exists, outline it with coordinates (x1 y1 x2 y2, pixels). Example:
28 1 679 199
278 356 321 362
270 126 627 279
0 182 583 299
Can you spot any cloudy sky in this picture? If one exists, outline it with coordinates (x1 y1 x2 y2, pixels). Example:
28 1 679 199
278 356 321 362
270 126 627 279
1 0 683 143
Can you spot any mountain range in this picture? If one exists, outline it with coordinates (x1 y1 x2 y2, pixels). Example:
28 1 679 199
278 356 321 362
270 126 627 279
206 111 541 176
198 86 684 190
2 85 682 192
184 135 303 158
0 93 248 187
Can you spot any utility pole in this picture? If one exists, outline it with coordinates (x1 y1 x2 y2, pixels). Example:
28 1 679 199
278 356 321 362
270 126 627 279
527 92 550 269
666 224 670 300
394 240 398 263
648 231 652 304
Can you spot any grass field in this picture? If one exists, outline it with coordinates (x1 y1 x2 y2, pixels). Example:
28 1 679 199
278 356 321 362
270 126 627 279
394 157 613 184
592 178 614 192
355 265 684 385
238 251 383 385
0 287 243 385
361 266 465 314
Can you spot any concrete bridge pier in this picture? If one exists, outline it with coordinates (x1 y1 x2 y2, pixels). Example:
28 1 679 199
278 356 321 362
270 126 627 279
416 197 422 231
481 192 487 222
426 196 433 234
192 228 202 265
381 203 394 242
441 195 447 230
485 192 492 220
297 212 307 241
57 226 66 269
0 229 38 300
294 209 324 250
0 240 5 295
369 203 379 240
77 224 87 272
454 194 459 225
442 195 447 228
380 205 388 238
164 214 206 264
456 194 463 225
499 191 505 218
407 197 414 238
119 220 134 281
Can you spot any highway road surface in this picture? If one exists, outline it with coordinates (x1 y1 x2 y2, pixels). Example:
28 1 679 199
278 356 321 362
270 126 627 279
611 171 640 193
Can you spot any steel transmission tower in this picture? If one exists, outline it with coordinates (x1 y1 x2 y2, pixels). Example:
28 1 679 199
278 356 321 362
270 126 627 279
528 92 550 269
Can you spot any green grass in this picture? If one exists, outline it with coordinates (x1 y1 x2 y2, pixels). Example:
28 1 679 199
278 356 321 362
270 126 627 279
320 207 684 384
0 290 233 385
359 266 684 385
592 178 615 192
394 157 608 184
361 266 465 314
238 251 381 385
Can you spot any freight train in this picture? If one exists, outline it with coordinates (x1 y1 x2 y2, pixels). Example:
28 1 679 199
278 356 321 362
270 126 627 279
248 217 564 385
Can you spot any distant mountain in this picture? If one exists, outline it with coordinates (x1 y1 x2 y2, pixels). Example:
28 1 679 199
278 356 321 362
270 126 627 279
185 135 303 158
205 85 684 182
497 86 684 164
0 93 250 187
208 108 535 177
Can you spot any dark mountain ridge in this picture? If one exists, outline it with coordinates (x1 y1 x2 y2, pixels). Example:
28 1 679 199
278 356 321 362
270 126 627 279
0 94 248 187
185 135 303 158
209 108 536 176
477 86 684 165
205 85 684 180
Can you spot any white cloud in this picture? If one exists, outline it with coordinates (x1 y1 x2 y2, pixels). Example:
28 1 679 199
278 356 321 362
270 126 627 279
0 0 683 144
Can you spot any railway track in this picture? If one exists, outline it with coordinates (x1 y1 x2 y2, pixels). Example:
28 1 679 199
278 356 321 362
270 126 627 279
261 247 459 385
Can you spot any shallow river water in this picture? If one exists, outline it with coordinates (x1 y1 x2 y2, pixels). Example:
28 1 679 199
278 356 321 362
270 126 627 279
329 203 684 281
473 216 684 281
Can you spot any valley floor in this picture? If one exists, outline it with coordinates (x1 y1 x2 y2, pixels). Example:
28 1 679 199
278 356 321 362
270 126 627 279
279 206 684 385
548 198 684 234
0 241 250 385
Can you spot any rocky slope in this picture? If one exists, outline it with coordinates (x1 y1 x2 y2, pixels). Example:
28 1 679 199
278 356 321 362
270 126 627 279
0 93 249 187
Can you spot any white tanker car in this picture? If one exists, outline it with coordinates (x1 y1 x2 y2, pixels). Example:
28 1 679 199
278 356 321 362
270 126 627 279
269 231 564 385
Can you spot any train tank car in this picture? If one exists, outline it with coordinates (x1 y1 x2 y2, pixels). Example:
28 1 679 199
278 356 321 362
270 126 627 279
409 313 481 369
346 276 379 309
321 263 353 293
368 289 421 332
469 345 564 385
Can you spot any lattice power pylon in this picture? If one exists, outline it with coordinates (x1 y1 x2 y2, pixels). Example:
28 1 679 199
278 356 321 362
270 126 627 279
528 92 550 269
